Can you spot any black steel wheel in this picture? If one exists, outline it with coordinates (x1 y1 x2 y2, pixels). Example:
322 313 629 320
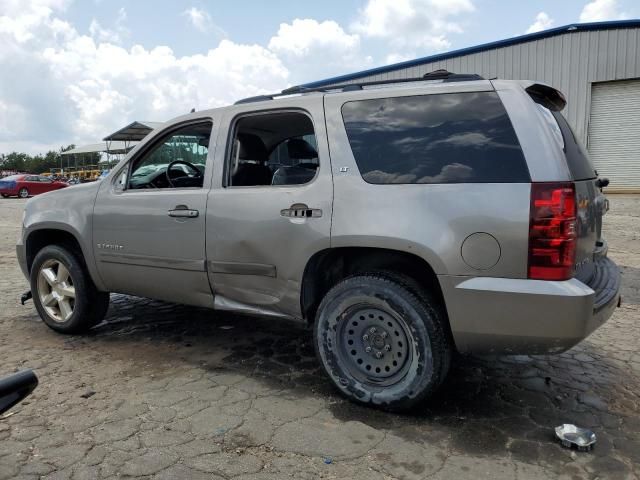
337 306 411 387
314 273 451 411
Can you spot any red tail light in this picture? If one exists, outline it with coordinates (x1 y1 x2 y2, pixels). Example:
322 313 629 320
528 182 577 281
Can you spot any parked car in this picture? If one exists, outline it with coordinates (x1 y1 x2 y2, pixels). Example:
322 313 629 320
0 174 68 198
17 72 620 411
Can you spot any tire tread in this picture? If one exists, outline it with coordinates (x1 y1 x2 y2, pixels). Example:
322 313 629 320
314 271 452 411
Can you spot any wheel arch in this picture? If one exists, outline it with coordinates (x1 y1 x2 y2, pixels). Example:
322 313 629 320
300 246 450 332
24 225 105 291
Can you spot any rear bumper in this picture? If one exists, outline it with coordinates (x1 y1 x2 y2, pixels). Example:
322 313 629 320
440 256 621 355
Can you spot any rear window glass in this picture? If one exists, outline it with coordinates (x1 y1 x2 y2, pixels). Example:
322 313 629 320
341 92 530 184
551 111 597 180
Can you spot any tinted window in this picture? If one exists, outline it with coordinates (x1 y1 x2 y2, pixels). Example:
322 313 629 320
227 112 318 187
551 111 596 180
341 92 530 184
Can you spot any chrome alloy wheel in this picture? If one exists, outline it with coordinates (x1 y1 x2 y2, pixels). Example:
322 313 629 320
37 259 75 322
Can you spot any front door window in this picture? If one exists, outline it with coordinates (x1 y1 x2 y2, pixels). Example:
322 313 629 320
128 122 211 189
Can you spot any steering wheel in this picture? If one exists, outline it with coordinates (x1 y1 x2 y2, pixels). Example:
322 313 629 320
165 160 202 187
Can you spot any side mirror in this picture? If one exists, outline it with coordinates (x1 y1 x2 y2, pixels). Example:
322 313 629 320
0 370 38 415
114 169 128 192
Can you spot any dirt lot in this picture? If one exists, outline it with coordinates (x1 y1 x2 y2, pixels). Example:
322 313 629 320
0 196 638 480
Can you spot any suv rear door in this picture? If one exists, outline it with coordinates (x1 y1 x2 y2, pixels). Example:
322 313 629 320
205 95 332 318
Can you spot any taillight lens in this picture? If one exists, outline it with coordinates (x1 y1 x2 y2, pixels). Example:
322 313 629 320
528 182 577 280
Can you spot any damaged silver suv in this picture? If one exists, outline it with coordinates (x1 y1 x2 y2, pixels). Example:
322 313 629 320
17 71 621 410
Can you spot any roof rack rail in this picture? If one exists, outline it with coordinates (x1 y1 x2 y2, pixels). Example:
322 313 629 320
233 70 485 104
234 95 274 105
422 69 484 81
282 70 485 96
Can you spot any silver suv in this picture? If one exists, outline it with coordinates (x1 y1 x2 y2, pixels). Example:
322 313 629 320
17 73 621 410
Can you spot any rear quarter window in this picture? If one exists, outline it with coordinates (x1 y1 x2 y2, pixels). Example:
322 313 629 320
550 111 597 181
341 91 530 184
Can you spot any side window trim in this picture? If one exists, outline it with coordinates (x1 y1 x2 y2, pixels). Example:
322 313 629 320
223 108 319 189
119 119 214 193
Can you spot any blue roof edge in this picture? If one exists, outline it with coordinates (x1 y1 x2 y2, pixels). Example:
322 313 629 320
301 19 640 88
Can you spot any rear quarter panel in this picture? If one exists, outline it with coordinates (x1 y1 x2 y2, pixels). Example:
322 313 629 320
324 84 532 279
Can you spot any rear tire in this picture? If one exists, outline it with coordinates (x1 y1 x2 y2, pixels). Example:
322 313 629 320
1 194 8 198
18 188 29 198
314 273 451 411
30 245 110 334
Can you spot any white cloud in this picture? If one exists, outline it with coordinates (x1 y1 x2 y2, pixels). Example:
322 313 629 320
181 6 226 38
385 52 417 65
0 3 288 153
352 0 475 51
42 39 289 141
526 12 554 33
0 0 72 43
1 2 459 154
89 7 128 43
579 0 627 22
268 19 371 78
269 19 359 57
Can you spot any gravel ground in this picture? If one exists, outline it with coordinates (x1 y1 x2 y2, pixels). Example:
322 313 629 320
0 195 638 480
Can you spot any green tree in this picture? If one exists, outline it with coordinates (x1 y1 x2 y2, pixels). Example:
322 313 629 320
0 145 103 174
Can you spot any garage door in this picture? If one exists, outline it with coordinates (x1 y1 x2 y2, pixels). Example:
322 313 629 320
588 80 640 193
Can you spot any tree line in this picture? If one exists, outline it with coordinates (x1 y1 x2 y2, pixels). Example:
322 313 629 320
0 146 101 174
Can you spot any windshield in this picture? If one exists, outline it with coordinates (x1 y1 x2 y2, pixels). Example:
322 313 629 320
0 175 22 181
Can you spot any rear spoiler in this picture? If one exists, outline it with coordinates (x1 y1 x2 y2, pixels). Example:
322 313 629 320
525 83 567 111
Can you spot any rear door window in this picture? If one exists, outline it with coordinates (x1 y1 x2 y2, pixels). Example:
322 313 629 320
341 92 530 184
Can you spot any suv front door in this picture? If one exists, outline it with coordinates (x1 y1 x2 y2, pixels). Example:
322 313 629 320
206 95 332 318
93 119 217 307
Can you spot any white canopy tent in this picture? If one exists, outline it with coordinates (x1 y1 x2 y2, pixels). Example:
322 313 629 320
61 141 137 156
59 120 163 173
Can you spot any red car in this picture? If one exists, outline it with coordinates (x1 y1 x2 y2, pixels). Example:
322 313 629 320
0 174 68 198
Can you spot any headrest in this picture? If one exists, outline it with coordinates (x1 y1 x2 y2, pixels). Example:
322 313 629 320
237 133 268 161
287 138 318 160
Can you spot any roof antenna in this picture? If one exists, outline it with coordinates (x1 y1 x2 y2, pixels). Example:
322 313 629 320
190 108 196 113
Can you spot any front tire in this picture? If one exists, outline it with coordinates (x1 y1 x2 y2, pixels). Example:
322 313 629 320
314 273 451 411
1 194 8 198
18 188 29 198
30 245 110 334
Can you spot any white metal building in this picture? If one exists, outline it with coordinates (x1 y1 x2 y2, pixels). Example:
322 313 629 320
303 20 640 192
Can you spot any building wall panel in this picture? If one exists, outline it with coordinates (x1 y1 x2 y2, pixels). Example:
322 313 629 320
324 28 640 147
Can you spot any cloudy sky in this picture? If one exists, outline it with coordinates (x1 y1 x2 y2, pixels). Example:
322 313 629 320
1 0 638 154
